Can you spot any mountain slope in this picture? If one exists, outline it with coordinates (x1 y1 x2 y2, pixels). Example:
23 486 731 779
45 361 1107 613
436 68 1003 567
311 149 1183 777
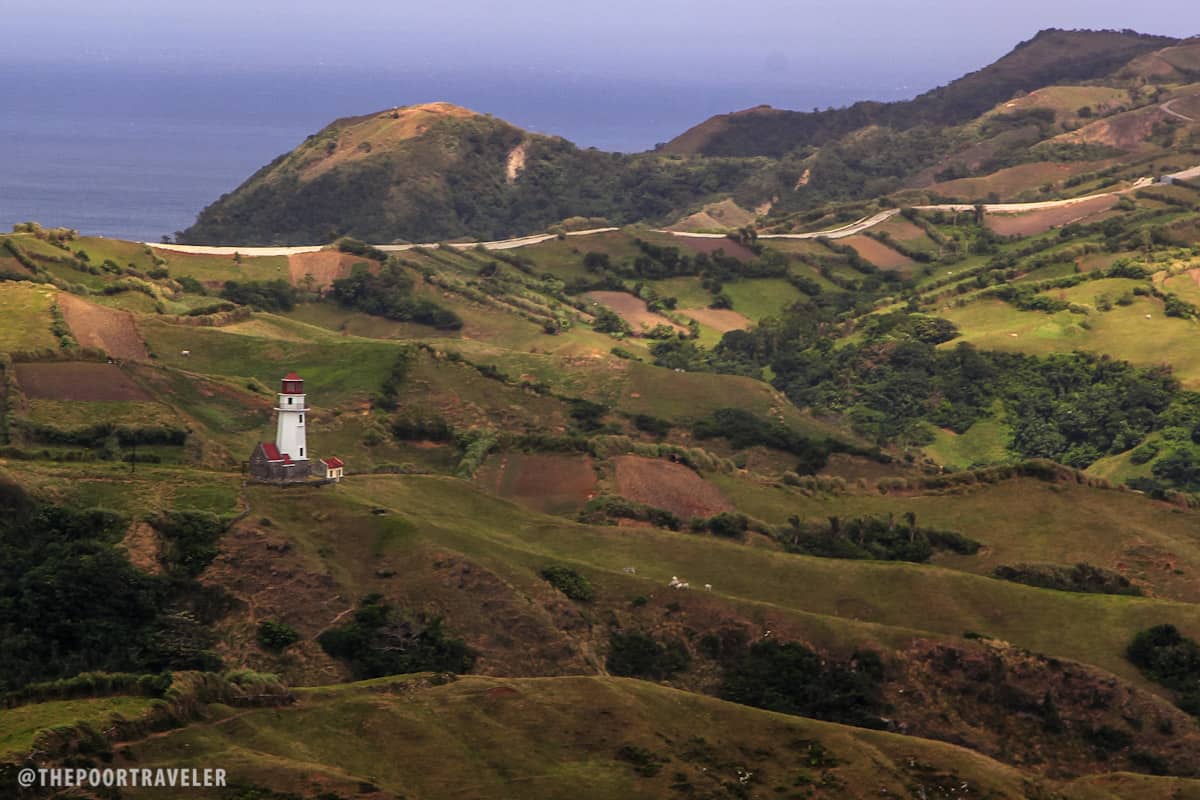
178 102 761 245
660 29 1179 158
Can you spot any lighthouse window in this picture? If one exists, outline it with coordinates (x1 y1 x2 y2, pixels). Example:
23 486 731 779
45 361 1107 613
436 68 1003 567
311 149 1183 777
299 415 304 423
299 447 304 456
288 398 293 405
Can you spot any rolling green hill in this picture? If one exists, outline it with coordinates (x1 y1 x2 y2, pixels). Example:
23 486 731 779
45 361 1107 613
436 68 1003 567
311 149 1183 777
10 28 1200 797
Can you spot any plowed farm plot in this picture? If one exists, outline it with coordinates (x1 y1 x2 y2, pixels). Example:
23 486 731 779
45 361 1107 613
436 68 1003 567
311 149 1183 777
841 235 914 271
584 291 688 334
57 293 148 360
287 251 370 290
612 455 733 519
986 194 1118 236
476 453 597 514
14 362 151 401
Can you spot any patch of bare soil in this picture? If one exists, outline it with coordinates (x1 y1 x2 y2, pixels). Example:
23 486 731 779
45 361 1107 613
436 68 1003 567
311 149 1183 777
57 293 148 360
986 194 1118 236
14 362 151 401
287 250 366 290
668 199 757 235
1063 106 1169 149
612 455 733 519
841 235 914 271
584 291 688 334
121 522 162 575
476 453 597 514
505 141 527 184
681 307 752 333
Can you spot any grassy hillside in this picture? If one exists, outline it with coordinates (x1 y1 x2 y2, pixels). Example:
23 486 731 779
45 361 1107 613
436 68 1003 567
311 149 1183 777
108 674 1200 799
9 33 1200 792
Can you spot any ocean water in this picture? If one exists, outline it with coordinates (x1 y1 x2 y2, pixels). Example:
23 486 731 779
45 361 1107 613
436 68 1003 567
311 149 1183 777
0 64 912 242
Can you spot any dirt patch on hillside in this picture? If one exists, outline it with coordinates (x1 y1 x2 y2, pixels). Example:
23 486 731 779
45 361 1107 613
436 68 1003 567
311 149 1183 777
668 199 757 234
1061 106 1168 149
505 141 527 184
841 235 914 271
476 453 597 514
287 251 365 290
121 522 162 575
0 253 34 277
584 291 688 335
14 362 151 401
57 293 148 360
612 455 733 519
986 194 1118 236
681 307 752 333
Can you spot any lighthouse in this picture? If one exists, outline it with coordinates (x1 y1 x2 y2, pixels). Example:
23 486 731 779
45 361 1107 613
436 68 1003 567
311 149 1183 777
248 371 343 483
275 372 307 461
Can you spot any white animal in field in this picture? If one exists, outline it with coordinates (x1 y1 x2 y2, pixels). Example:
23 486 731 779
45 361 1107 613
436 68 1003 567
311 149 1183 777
181 350 191 357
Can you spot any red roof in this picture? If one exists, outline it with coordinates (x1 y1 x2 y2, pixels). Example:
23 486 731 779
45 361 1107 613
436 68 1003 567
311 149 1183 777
281 454 294 466
283 372 302 381
322 456 344 468
260 442 282 461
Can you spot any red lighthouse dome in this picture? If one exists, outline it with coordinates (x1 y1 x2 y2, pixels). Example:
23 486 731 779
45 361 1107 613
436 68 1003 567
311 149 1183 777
281 372 304 394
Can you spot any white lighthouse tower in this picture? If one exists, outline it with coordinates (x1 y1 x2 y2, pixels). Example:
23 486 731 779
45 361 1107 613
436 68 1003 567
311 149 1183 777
275 372 308 462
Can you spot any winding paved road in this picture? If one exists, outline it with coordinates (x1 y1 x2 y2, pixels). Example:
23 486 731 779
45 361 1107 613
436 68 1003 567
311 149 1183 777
1162 98 1196 123
146 165 1196 256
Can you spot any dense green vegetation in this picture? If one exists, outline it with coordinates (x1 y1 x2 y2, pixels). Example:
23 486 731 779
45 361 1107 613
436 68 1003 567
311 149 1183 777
0 481 225 692
538 565 595 602
994 563 1143 596
330 262 463 329
1127 625 1200 716
317 595 475 679
781 513 980 563
718 640 888 729
606 631 690 680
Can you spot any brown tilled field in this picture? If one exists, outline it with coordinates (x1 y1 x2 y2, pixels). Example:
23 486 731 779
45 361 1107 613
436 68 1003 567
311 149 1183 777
681 307 752 333
57 293 148 360
476 453 597 514
986 195 1118 236
14 362 152 401
841 235 914 271
287 251 369 290
612 455 732 519
584 291 688 334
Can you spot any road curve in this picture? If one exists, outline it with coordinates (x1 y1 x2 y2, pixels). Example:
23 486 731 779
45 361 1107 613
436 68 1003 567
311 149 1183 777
1162 99 1196 123
147 228 620 257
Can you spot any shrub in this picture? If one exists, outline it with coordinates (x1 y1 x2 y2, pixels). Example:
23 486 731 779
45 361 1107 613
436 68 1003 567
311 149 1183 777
220 279 296 311
719 641 887 728
257 621 300 651
1127 624 1200 715
317 595 474 679
539 565 594 601
606 631 690 679
993 563 1141 596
